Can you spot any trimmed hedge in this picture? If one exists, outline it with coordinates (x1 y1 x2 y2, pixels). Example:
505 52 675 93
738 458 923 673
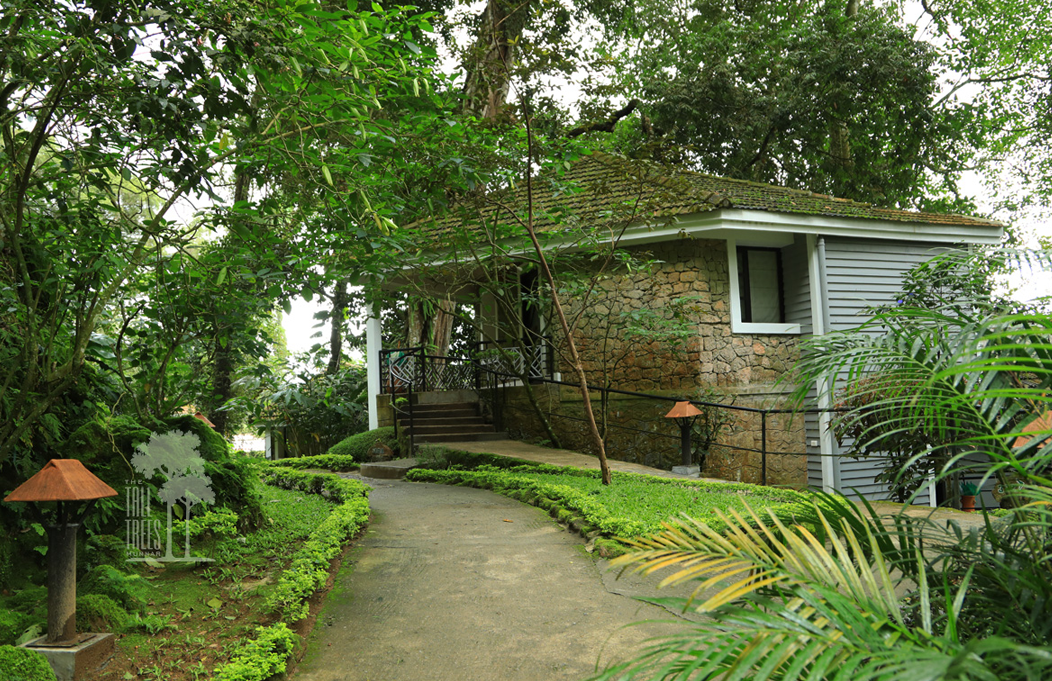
326 427 397 460
406 463 822 555
210 469 371 680
258 467 371 620
0 645 53 681
212 623 298 681
262 454 359 472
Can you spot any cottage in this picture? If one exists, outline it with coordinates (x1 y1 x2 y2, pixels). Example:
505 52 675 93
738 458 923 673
364 152 1004 500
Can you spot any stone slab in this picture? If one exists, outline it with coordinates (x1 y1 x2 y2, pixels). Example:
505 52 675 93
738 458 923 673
22 632 115 681
360 458 419 479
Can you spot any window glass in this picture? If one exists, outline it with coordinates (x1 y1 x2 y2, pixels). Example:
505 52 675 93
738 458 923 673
737 247 784 324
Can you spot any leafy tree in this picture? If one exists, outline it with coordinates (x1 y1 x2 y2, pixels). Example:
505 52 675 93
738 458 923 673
598 0 975 209
0 0 449 464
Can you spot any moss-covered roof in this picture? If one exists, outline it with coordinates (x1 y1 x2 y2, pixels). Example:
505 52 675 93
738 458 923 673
412 152 1002 243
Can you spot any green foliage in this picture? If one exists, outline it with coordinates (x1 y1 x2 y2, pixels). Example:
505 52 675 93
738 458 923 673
231 361 370 458
0 609 30 646
172 508 240 544
0 645 53 681
406 458 818 551
212 623 298 681
78 565 151 615
125 613 176 635
260 468 371 620
76 594 129 632
262 454 359 472
0 0 462 470
326 427 399 461
608 0 972 209
161 416 265 531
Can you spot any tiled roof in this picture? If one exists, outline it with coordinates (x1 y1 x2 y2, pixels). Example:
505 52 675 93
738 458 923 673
411 151 1002 242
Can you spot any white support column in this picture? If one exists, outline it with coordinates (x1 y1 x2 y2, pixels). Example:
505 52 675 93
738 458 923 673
808 234 837 494
366 307 382 431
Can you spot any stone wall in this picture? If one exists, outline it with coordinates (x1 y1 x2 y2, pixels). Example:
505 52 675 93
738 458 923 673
562 239 798 394
491 384 808 487
516 237 808 486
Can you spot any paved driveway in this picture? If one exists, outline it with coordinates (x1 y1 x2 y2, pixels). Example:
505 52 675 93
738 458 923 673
294 478 701 681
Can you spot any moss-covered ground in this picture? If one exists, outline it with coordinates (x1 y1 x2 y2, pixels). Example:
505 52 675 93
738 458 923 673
68 485 335 681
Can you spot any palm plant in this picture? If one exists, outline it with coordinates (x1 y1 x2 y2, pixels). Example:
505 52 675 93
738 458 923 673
592 249 1052 680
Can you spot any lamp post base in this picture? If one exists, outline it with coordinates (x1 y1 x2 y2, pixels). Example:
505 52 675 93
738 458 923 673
672 465 701 478
22 632 115 681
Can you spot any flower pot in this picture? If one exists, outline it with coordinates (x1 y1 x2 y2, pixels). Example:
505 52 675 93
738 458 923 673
961 495 976 512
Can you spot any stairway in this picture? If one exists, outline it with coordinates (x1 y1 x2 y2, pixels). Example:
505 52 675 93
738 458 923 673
398 392 506 444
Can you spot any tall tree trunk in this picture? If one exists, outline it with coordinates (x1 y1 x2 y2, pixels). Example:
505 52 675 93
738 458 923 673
829 0 858 173
208 170 251 436
461 0 527 119
521 111 613 484
431 299 455 357
327 280 348 374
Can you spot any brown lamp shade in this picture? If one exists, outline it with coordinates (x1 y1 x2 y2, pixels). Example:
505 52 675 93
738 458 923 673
665 401 703 420
1014 411 1052 449
3 459 118 503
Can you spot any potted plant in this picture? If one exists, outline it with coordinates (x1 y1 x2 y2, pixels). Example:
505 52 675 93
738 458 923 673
961 481 979 512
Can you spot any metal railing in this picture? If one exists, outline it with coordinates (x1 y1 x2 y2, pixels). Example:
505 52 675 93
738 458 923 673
380 339 835 486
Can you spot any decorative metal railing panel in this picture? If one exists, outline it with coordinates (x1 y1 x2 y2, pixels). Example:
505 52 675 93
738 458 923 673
422 358 476 392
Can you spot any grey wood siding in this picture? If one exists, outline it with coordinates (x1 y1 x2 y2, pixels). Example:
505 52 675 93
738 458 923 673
781 235 812 335
776 236 825 488
821 237 949 502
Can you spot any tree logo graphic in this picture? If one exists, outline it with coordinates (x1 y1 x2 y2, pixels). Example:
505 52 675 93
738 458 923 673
126 431 215 563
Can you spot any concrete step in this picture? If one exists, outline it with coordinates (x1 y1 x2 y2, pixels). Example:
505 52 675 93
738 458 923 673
406 416 488 427
405 424 496 436
411 390 478 405
401 409 479 420
359 458 419 480
413 432 508 444
410 402 477 413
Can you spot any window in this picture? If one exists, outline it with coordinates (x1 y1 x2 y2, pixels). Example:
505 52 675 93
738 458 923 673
727 240 801 335
737 247 784 323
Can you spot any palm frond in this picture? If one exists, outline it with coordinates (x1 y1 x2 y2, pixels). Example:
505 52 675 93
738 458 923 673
597 500 1052 681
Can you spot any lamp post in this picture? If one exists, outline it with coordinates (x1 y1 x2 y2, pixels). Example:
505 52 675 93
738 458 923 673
4 459 117 644
665 401 703 477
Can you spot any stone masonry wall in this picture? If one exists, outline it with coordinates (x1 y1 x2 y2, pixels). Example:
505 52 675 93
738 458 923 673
528 237 807 486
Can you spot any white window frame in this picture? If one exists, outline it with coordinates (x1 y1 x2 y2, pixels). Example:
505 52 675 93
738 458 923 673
726 239 801 335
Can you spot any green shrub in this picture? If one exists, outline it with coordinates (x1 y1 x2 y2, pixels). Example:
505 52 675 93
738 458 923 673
0 645 53 681
0 609 29 645
260 468 371 621
263 454 359 472
326 427 398 461
76 593 128 632
78 565 150 614
212 623 298 681
162 416 265 531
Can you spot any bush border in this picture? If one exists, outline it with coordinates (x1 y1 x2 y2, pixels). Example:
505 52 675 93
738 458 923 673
211 467 370 680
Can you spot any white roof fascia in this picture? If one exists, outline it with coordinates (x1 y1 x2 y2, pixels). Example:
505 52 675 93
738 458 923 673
639 209 1004 245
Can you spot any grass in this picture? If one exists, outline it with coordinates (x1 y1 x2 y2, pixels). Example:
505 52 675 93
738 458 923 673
513 471 809 533
91 483 342 681
407 454 819 556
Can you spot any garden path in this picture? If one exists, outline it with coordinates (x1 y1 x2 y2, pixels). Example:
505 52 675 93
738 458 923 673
292 477 703 681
